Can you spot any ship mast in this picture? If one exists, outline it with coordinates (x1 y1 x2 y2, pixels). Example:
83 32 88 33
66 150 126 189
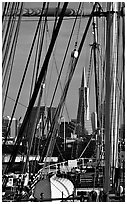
104 2 121 200
104 2 113 200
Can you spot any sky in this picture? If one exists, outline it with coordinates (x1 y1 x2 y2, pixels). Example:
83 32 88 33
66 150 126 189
3 2 94 121
3 2 123 124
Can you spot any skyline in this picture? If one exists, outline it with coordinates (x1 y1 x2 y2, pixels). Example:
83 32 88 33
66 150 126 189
3 2 123 127
3 2 98 122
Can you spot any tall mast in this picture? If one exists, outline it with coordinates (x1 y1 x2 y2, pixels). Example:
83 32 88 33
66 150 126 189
110 2 120 188
104 2 113 199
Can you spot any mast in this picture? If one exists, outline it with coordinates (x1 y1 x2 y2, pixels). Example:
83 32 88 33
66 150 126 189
104 2 123 199
104 2 113 199
110 2 120 189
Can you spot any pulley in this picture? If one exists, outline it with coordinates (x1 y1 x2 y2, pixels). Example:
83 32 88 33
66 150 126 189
71 49 78 58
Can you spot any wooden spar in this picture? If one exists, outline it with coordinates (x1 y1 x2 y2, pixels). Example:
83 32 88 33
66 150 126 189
110 2 120 187
104 2 112 199
5 7 108 18
104 2 122 199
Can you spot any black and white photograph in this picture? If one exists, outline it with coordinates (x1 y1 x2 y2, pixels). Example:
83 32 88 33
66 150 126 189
2 2 125 202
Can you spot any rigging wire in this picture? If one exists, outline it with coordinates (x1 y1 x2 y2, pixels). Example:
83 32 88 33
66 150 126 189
7 96 27 108
2 2 7 22
45 22 71 122
29 3 101 192
21 3 49 177
2 3 24 115
2 2 11 29
52 2 61 34
49 2 82 114
40 2 98 168
35 3 49 84
2 3 19 75
2 3 19 64
3 2 46 146
32 3 63 165
29 19 47 172
3 2 68 181
22 85 44 176
29 22 42 100
2 3 11 36
74 2 84 49
2 2 15 53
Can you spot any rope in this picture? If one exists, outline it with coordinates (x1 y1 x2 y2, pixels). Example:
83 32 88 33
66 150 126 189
2 2 15 53
39 2 98 165
2 3 24 115
29 9 49 172
2 3 11 36
7 96 27 108
74 2 84 49
79 133 94 158
2 2 7 22
3 2 68 181
35 3 49 84
2 3 19 75
3 2 46 146
52 2 61 33
49 2 82 114
45 22 71 122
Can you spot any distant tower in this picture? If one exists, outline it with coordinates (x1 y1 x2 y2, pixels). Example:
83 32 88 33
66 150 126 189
76 67 85 136
76 67 92 136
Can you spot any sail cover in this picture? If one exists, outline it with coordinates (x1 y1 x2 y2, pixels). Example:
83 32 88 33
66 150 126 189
33 175 74 200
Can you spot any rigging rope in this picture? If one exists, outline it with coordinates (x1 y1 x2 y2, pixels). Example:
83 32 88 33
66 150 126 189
2 2 15 53
40 2 98 167
2 2 7 22
2 3 24 115
28 10 49 172
49 2 82 115
26 3 100 191
2 3 19 75
35 3 49 84
52 2 61 34
45 22 71 122
74 3 84 49
2 3 11 36
22 84 44 176
3 2 46 146
3 3 68 181
7 96 27 108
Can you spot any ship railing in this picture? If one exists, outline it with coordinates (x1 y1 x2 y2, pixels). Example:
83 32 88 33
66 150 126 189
32 157 99 186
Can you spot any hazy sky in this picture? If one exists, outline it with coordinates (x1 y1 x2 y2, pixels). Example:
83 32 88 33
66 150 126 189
3 2 107 121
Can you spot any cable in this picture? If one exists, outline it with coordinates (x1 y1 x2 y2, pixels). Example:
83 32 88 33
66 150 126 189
40 2 98 164
3 2 68 180
50 2 82 110
2 3 19 72
2 3 24 115
35 3 49 84
75 2 84 49
2 3 11 37
3 2 46 146
2 2 7 22
45 21 71 122
2 3 15 53
7 96 27 108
